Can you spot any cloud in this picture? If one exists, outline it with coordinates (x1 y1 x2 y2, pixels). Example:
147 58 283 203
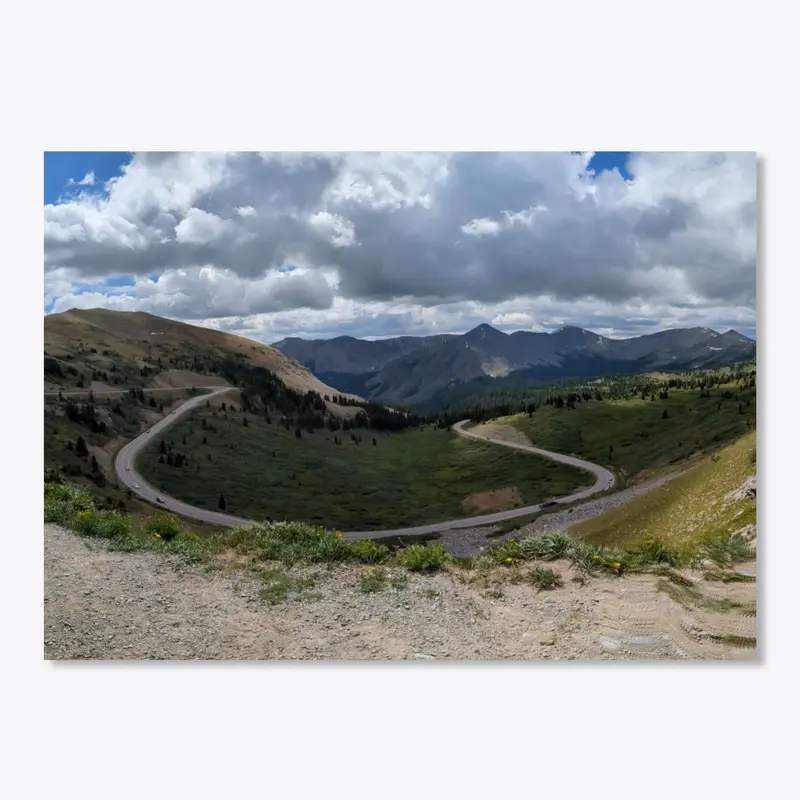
67 171 96 187
174 208 234 245
43 151 756 339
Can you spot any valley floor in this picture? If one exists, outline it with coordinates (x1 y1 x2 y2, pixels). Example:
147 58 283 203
44 524 756 661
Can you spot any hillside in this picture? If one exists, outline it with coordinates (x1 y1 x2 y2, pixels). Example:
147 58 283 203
45 308 356 399
571 431 757 549
43 309 364 515
274 324 756 405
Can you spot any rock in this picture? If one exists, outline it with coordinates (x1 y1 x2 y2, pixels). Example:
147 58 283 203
598 635 621 652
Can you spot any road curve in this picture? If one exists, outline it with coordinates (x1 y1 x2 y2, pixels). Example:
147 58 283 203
114 392 616 539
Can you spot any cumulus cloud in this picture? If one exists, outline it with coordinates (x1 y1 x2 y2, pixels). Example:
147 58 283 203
43 151 756 340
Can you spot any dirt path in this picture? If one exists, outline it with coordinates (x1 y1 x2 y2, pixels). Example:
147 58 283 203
44 524 756 660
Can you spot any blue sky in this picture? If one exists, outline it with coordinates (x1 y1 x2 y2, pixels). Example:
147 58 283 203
44 151 132 204
587 151 632 180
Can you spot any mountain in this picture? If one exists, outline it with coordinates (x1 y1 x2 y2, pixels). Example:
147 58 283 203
45 309 356 401
273 323 756 406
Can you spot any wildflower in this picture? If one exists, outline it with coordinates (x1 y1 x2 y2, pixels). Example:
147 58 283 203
612 562 621 569
592 554 600 560
154 533 162 539
505 557 513 563
337 532 343 538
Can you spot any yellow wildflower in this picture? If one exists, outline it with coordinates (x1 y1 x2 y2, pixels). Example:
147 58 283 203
612 562 621 569
505 557 513 563
154 533 162 539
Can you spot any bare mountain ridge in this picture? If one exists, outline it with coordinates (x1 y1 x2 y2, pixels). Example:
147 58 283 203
273 324 756 405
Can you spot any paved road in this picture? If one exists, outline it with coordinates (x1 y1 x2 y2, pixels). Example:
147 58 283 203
46 386 227 397
114 391 616 539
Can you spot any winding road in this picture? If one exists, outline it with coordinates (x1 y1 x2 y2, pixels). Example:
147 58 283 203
114 387 616 540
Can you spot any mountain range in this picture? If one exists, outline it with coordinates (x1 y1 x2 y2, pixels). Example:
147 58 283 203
273 324 756 406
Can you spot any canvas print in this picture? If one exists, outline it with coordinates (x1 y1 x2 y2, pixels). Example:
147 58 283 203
43 152 757 660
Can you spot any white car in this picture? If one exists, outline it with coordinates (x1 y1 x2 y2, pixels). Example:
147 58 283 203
156 496 165 504
132 483 139 489
125 465 131 471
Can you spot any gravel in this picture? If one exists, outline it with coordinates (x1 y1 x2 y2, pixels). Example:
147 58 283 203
435 469 688 556
44 521 755 661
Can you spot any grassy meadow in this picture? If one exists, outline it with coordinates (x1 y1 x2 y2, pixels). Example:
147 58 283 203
502 384 755 481
136 406 591 530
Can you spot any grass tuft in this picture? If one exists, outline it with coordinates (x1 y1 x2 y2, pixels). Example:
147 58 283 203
397 543 449 572
358 567 388 593
527 566 562 591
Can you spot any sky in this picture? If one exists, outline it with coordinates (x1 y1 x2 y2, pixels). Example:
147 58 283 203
43 151 757 342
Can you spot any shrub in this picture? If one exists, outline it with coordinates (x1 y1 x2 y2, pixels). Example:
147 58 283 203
144 511 183 542
628 538 685 568
73 509 130 539
519 533 572 562
487 538 522 565
44 482 94 524
358 567 388 593
165 531 216 563
347 539 390 564
701 532 755 568
230 521 351 566
564 537 602 573
397 543 449 572
527 565 563 591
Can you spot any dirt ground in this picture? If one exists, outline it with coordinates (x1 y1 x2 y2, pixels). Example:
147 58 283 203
462 486 523 512
468 421 533 446
44 524 757 661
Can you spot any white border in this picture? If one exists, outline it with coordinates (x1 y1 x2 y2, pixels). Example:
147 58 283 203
2 1 796 798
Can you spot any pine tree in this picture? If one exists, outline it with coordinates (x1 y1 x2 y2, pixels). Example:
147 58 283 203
219 494 226 510
75 436 88 457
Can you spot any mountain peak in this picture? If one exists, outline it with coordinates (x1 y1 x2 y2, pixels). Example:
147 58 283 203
464 323 506 341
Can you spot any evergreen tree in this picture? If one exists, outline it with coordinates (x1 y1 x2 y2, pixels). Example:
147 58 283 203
75 436 88 457
219 494 226 511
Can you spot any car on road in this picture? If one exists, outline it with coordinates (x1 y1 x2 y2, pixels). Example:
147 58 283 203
541 501 558 508
132 483 139 489
125 465 131 470
156 496 165 504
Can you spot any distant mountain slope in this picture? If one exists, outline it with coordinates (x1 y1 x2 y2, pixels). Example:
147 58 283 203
273 324 756 405
45 309 358 401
